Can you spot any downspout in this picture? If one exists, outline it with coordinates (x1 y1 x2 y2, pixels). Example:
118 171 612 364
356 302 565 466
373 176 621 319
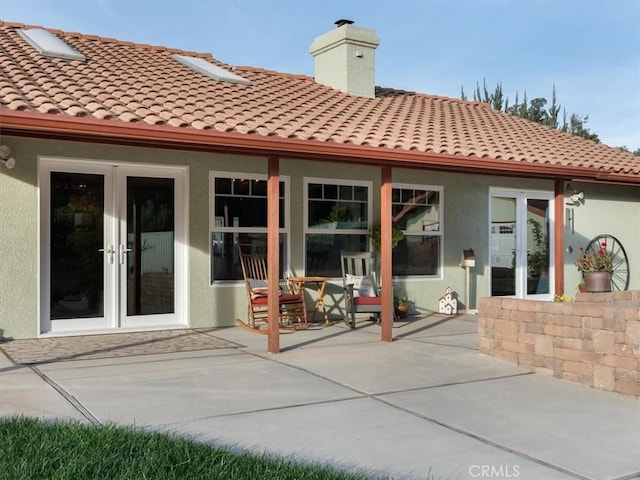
267 156 280 353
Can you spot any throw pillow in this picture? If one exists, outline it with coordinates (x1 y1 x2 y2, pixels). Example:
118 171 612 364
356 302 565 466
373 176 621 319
345 274 377 297
248 278 269 299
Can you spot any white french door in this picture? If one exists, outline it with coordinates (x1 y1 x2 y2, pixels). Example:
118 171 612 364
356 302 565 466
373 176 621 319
489 188 554 300
40 158 187 334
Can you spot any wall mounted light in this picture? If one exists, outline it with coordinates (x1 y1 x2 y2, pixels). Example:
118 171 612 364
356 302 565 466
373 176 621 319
0 145 16 169
564 183 584 206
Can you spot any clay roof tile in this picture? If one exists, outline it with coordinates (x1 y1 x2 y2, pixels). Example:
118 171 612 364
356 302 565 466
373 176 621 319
1 21 637 179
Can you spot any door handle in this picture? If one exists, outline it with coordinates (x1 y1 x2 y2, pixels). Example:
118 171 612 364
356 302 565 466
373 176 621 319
98 244 115 264
119 244 133 264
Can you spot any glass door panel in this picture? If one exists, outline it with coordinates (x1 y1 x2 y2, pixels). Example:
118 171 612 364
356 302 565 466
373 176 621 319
125 176 175 316
50 172 105 319
490 189 554 300
119 166 184 330
490 196 516 296
526 199 550 295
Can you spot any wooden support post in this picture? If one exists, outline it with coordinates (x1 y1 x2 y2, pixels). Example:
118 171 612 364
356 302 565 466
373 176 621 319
380 166 393 342
267 156 280 353
554 180 565 296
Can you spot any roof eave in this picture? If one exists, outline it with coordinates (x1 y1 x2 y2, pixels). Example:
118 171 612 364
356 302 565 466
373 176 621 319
1 110 638 185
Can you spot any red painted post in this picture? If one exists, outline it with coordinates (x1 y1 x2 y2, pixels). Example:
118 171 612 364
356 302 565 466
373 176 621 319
554 180 565 296
380 166 393 342
267 157 280 353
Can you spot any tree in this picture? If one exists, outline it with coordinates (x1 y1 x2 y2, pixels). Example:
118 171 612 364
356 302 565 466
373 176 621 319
617 146 640 156
461 80 600 143
560 111 600 143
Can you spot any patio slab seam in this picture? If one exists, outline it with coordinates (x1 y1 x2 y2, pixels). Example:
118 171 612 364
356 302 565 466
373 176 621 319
30 366 101 426
413 339 479 351
372 394 593 480
612 471 640 480
232 350 597 479
372 372 535 397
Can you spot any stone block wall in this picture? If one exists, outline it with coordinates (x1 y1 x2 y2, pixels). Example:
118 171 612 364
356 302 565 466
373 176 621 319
478 291 640 399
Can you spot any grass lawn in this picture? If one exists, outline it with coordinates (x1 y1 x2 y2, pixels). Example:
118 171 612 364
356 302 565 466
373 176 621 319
0 416 378 479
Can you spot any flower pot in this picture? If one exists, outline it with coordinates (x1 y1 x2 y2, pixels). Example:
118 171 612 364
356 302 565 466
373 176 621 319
395 305 408 318
583 271 612 292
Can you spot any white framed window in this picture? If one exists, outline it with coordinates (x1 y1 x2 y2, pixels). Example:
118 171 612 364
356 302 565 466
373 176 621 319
209 172 290 282
304 177 372 277
391 183 443 277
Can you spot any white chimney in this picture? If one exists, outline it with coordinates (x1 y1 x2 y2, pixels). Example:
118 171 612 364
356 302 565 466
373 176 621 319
309 20 380 98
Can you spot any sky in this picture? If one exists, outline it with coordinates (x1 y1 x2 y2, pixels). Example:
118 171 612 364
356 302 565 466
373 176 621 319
1 0 639 150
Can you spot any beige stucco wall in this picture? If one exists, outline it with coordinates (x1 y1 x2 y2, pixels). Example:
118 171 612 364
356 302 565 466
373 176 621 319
1 135 638 339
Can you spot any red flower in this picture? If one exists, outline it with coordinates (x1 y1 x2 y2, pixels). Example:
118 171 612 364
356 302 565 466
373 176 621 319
579 246 584 251
598 249 604 255
600 242 607 248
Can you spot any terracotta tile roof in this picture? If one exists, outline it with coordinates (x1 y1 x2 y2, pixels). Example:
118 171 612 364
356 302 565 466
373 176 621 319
1 21 638 182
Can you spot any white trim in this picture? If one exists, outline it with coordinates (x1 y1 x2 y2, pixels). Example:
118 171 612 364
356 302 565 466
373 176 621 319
489 187 555 300
392 182 444 279
116 163 188 329
38 156 188 336
209 170 290 284
303 177 373 276
304 177 373 234
39 159 115 334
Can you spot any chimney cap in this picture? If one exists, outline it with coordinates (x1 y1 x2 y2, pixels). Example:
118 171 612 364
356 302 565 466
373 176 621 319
334 19 354 27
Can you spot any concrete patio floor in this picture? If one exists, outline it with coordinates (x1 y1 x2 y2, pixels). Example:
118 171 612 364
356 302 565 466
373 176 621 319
1 314 638 480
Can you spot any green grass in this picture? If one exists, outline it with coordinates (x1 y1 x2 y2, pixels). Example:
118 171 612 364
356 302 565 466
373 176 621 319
0 416 377 480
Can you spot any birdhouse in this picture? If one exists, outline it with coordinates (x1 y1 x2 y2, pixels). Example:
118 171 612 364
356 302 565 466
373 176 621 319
460 249 475 268
438 287 457 315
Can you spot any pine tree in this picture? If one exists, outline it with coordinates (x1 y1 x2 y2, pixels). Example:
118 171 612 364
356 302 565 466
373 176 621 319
463 81 600 143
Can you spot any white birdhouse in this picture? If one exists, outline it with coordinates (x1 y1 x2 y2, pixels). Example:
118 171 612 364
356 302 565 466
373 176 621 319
438 287 457 315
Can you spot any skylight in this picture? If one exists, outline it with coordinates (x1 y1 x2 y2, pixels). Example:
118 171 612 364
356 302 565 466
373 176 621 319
18 28 86 62
172 54 251 85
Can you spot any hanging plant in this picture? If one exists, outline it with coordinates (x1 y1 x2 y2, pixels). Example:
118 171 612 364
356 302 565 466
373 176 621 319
370 225 404 252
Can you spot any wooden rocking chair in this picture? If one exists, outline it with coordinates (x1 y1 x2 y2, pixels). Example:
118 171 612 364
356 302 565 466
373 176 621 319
340 250 383 329
236 244 307 334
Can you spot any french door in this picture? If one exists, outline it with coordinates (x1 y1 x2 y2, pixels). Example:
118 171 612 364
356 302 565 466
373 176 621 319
40 158 187 334
489 188 554 300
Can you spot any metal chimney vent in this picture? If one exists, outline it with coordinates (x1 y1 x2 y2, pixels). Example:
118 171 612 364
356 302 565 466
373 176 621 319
334 19 354 27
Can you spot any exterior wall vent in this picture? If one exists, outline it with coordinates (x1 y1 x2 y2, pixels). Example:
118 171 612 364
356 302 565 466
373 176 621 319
18 28 86 61
172 55 251 85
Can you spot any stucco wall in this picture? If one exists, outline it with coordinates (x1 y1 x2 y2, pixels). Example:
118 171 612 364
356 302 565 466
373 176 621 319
563 182 640 295
1 135 638 339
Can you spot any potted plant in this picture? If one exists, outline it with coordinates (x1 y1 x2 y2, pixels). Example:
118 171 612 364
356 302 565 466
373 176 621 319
527 219 549 278
575 242 614 292
394 295 409 318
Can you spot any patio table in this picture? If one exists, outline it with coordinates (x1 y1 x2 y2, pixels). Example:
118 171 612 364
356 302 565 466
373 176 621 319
287 276 331 325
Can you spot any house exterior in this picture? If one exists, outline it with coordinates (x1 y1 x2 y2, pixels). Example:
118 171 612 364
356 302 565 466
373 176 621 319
1 20 638 345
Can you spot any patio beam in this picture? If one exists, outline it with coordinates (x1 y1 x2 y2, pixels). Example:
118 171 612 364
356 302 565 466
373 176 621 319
267 156 280 353
554 180 565 295
380 166 393 342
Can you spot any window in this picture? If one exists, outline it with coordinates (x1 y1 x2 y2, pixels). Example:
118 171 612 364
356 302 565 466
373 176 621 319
304 178 371 277
391 184 443 277
210 172 289 282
